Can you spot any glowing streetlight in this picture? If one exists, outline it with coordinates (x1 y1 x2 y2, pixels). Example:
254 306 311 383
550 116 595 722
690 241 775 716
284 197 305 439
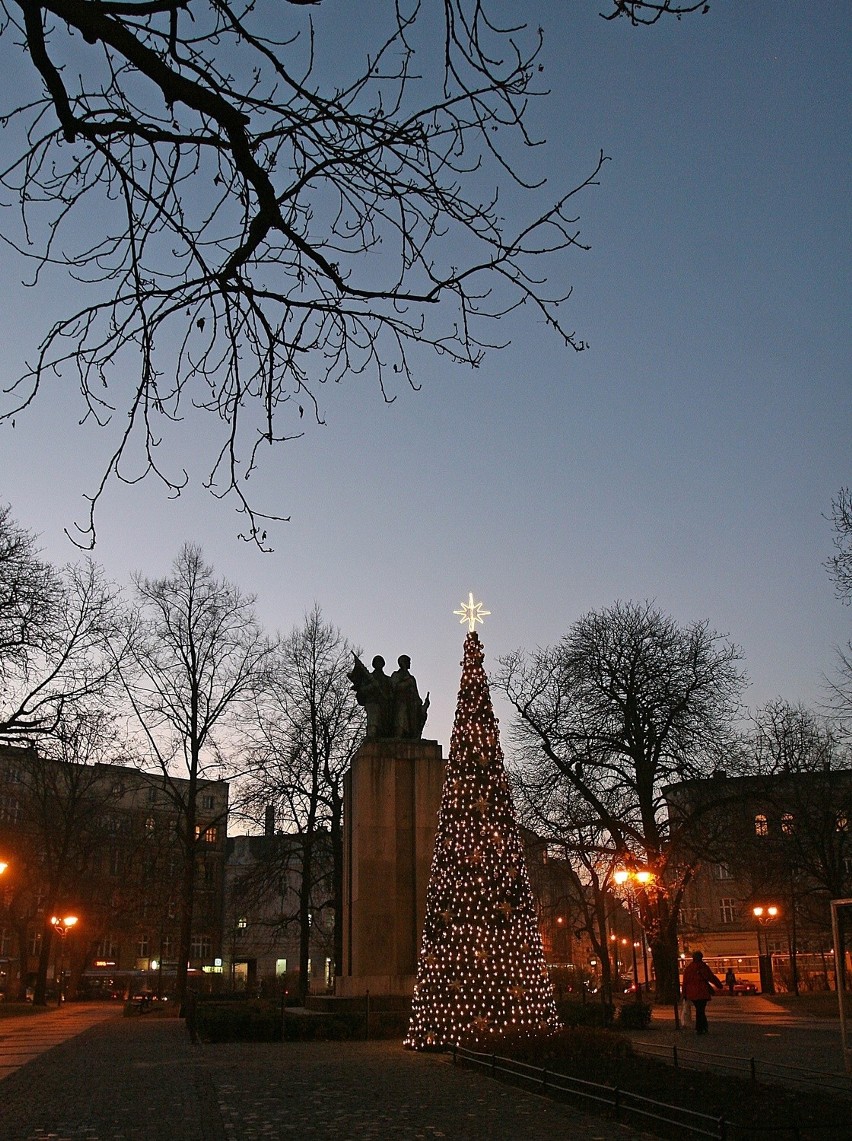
613 866 655 999
50 915 79 1005
752 905 780 994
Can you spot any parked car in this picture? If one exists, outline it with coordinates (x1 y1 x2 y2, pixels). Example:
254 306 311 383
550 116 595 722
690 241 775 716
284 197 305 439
732 981 758 995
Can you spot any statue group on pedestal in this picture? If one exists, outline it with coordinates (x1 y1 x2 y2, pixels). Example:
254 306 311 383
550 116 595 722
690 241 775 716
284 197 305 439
348 653 430 740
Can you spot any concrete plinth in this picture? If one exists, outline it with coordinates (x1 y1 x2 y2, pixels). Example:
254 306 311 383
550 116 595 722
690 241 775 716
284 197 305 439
337 738 444 998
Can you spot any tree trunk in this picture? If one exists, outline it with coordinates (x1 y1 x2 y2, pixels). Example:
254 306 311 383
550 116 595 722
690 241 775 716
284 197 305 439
649 925 680 1004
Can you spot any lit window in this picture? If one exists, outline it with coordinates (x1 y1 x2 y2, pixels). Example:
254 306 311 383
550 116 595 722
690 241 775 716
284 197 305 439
236 916 247 930
837 813 849 833
136 934 149 958
195 824 218 844
781 814 795 835
145 817 155 834
275 958 287 976
754 814 769 837
719 898 737 924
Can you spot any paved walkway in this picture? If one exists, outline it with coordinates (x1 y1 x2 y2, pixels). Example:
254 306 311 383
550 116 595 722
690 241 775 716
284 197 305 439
622 994 851 1085
0 1009 654 1141
0 998 848 1140
0 1003 122 1083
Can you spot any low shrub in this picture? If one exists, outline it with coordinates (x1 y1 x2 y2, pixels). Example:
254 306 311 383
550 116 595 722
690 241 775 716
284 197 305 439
615 1001 653 1030
194 999 281 1042
459 1025 632 1069
555 998 614 1028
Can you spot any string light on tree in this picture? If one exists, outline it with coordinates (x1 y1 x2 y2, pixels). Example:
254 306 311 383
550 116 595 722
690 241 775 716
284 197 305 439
405 598 560 1050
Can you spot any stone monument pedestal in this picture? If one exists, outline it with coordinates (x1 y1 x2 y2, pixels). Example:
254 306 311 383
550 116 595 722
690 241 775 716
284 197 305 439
336 737 444 998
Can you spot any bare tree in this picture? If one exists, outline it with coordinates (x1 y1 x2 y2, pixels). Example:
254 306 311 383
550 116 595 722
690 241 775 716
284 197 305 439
826 488 852 604
0 504 125 739
824 489 852 727
117 543 273 1006
0 709 128 1003
242 605 362 999
512 761 624 1004
0 1 704 547
497 599 746 1002
738 701 851 918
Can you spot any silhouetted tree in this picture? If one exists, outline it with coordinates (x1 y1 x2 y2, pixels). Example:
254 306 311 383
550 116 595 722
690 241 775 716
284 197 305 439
242 606 362 999
0 1 705 546
0 504 123 738
498 600 746 1002
825 489 852 726
117 543 273 1006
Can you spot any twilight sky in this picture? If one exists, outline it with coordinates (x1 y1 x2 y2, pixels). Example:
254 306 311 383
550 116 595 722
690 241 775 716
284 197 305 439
1 1 849 753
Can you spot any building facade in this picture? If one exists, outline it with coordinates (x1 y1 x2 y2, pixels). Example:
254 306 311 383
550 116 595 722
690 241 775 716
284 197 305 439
666 768 852 992
0 742 228 999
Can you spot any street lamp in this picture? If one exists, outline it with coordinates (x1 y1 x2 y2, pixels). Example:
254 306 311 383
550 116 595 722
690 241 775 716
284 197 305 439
614 866 655 1000
753 905 780 994
50 915 78 1005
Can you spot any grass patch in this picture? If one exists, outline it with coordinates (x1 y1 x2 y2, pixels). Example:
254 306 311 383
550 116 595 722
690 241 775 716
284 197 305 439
768 992 842 1019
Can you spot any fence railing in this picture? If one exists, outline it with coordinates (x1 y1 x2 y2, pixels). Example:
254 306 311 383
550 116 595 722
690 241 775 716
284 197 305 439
452 1044 729 1140
631 1038 852 1095
451 1043 850 1140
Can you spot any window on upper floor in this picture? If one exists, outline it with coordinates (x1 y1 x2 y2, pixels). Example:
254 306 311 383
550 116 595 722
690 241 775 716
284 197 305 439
754 814 769 837
190 934 212 961
195 824 218 844
719 897 738 924
781 813 795 835
202 794 215 810
0 794 21 823
837 812 849 833
714 863 734 880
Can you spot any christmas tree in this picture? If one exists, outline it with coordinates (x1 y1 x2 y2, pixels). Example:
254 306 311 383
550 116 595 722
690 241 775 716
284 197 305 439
405 600 560 1050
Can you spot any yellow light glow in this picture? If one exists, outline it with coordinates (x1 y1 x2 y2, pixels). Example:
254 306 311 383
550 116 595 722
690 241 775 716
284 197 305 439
453 592 490 632
636 870 653 885
613 869 629 885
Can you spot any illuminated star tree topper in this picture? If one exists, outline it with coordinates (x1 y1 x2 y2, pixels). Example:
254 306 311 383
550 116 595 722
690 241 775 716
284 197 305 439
453 592 491 633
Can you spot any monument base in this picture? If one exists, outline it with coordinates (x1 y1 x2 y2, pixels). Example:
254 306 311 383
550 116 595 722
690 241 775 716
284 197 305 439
334 973 415 999
339 737 444 997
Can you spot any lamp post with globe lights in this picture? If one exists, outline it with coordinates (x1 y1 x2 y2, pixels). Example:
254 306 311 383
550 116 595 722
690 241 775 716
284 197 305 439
50 915 78 1005
753 905 780 994
614 866 655 1000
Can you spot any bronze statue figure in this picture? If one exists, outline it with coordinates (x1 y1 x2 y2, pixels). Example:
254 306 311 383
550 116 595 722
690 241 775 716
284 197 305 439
349 652 429 740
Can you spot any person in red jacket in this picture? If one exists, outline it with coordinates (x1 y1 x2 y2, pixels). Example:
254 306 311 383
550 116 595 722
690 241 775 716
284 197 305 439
681 950 723 1035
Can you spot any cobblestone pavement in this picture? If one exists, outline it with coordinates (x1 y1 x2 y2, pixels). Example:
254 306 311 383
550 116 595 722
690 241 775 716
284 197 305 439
0 1015 655 1141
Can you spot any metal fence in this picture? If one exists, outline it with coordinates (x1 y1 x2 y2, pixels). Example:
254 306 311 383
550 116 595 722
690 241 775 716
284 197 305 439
630 1038 852 1096
451 1043 850 1140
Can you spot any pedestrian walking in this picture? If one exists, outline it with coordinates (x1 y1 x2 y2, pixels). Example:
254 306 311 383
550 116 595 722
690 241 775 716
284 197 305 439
681 950 723 1035
725 967 736 995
